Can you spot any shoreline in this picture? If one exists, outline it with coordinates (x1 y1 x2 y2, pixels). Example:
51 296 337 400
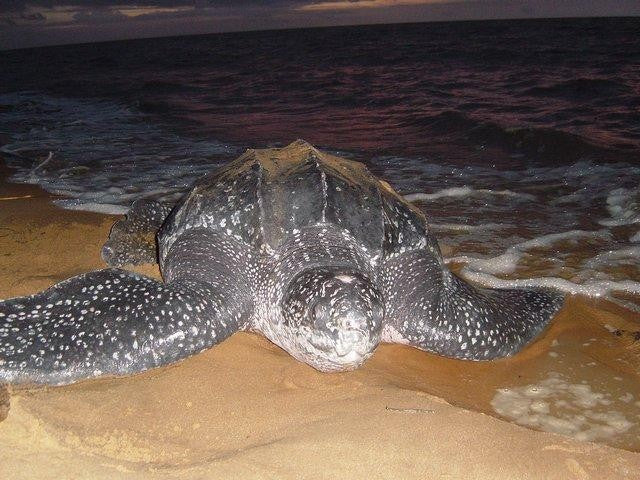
1 157 640 479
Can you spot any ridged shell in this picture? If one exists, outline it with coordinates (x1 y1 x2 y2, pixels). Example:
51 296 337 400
160 140 439 263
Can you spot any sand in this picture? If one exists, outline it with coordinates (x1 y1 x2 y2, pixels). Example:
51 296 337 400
1 162 640 479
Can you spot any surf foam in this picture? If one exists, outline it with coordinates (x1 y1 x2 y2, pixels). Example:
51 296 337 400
404 186 535 202
447 228 640 309
599 187 640 227
491 372 636 443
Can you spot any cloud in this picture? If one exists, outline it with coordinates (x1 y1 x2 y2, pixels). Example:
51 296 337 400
0 5 46 25
0 0 319 29
20 10 45 19
0 0 314 27
299 0 460 11
71 7 126 23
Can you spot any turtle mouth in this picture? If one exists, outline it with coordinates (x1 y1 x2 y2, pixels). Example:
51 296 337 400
309 329 373 358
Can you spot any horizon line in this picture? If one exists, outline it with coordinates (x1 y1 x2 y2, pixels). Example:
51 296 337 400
2 13 638 52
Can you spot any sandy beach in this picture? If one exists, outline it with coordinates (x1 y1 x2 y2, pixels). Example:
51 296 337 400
1 160 640 479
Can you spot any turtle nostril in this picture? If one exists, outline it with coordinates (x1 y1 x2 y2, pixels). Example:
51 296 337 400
342 317 354 330
313 303 327 327
339 314 366 332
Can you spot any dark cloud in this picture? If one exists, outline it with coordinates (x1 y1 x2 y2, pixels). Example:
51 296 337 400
0 0 314 30
0 0 308 13
21 10 44 19
1 5 45 25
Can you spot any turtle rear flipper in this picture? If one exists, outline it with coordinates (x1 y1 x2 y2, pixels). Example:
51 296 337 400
0 267 253 386
102 199 173 267
381 250 564 359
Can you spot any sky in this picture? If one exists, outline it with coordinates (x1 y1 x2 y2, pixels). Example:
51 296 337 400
1 0 639 50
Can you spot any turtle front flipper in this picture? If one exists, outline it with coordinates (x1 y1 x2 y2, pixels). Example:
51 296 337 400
0 268 253 386
102 199 174 267
381 250 564 360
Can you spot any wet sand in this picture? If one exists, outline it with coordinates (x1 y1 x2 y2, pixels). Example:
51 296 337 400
1 161 640 479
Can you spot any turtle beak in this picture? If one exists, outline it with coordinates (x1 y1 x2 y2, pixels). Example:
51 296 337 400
334 329 369 357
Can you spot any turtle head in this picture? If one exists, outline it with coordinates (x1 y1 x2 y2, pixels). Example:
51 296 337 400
280 267 383 372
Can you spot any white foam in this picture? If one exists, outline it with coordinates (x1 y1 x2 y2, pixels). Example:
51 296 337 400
53 200 129 215
516 229 612 251
430 222 510 232
583 246 640 270
443 228 640 302
491 372 636 443
599 187 640 227
463 252 523 275
448 229 611 276
405 186 535 202
459 268 640 298
620 393 634 403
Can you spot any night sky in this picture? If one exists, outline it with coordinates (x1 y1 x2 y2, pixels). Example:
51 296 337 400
1 0 639 50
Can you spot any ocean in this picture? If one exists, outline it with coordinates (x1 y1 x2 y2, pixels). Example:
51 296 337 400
1 17 639 308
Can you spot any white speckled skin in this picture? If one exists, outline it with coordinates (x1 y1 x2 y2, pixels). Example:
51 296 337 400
0 140 563 386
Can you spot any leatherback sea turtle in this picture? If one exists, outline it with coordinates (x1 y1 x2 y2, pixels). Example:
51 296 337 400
0 140 563 386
